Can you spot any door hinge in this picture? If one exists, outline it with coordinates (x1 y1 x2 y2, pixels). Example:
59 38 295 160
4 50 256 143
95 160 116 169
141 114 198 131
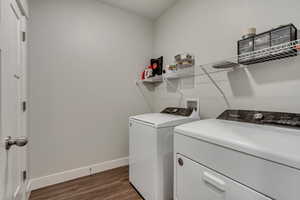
22 31 26 42
22 101 27 112
22 170 27 181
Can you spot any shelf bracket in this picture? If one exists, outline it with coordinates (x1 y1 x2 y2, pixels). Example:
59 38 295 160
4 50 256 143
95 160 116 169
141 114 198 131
201 66 231 109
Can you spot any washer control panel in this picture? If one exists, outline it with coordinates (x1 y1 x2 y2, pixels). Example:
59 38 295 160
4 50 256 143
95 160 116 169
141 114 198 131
161 107 193 117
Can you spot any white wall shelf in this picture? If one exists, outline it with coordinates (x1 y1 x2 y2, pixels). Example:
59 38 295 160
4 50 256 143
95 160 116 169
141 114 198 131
163 68 195 80
138 75 163 84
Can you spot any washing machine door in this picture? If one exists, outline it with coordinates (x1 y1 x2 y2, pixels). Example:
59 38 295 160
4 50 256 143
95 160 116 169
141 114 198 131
175 154 271 200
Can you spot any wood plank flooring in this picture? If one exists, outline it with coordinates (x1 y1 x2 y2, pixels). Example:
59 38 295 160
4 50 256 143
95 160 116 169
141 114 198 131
29 166 143 200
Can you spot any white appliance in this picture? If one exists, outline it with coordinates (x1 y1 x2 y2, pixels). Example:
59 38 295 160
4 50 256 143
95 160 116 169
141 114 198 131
174 110 300 200
129 108 197 200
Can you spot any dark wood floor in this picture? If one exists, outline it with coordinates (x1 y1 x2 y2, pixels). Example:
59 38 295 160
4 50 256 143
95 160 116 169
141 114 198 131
29 166 143 200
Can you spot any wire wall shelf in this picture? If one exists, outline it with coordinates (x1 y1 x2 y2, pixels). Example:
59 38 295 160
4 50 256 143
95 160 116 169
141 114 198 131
238 39 300 65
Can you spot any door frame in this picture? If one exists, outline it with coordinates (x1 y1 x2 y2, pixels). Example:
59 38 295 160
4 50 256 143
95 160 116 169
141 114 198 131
19 14 29 200
0 0 28 200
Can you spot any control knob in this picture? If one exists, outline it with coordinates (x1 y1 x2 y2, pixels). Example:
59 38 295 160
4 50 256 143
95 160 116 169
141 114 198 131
254 113 264 120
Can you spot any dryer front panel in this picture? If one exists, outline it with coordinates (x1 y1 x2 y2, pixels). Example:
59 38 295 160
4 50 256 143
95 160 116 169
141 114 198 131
175 154 271 200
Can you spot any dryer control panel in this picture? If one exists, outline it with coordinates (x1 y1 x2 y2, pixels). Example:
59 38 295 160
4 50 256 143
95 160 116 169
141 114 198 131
218 110 300 128
161 107 193 117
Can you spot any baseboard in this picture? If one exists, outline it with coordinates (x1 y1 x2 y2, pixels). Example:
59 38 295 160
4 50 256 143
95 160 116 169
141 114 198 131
29 157 128 191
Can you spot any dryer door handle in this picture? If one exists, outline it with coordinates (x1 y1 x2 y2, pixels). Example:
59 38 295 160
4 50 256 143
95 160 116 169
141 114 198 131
203 172 226 192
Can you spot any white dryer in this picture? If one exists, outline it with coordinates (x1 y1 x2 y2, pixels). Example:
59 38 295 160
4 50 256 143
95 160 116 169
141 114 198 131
174 109 300 200
129 107 197 200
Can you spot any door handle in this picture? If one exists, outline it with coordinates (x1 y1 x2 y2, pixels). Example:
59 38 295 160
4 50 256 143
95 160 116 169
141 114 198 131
5 136 28 150
202 172 226 192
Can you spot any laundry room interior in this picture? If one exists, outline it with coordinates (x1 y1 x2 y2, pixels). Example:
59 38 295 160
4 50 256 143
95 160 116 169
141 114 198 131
1 0 300 200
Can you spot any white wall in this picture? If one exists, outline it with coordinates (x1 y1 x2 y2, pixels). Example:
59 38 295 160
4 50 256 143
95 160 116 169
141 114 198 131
153 0 300 118
28 0 300 181
28 0 153 179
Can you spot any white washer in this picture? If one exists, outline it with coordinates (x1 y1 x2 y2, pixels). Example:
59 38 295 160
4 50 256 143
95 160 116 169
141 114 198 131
174 110 300 200
129 108 197 200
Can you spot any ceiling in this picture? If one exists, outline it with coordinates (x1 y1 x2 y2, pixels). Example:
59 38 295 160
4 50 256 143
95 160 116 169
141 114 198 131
99 0 178 19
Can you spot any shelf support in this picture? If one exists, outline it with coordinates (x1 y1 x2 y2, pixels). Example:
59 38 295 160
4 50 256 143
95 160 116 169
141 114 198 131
201 66 231 109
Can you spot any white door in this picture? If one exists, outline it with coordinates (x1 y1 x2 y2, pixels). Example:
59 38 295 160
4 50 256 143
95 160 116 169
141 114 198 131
0 0 28 200
175 154 272 200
